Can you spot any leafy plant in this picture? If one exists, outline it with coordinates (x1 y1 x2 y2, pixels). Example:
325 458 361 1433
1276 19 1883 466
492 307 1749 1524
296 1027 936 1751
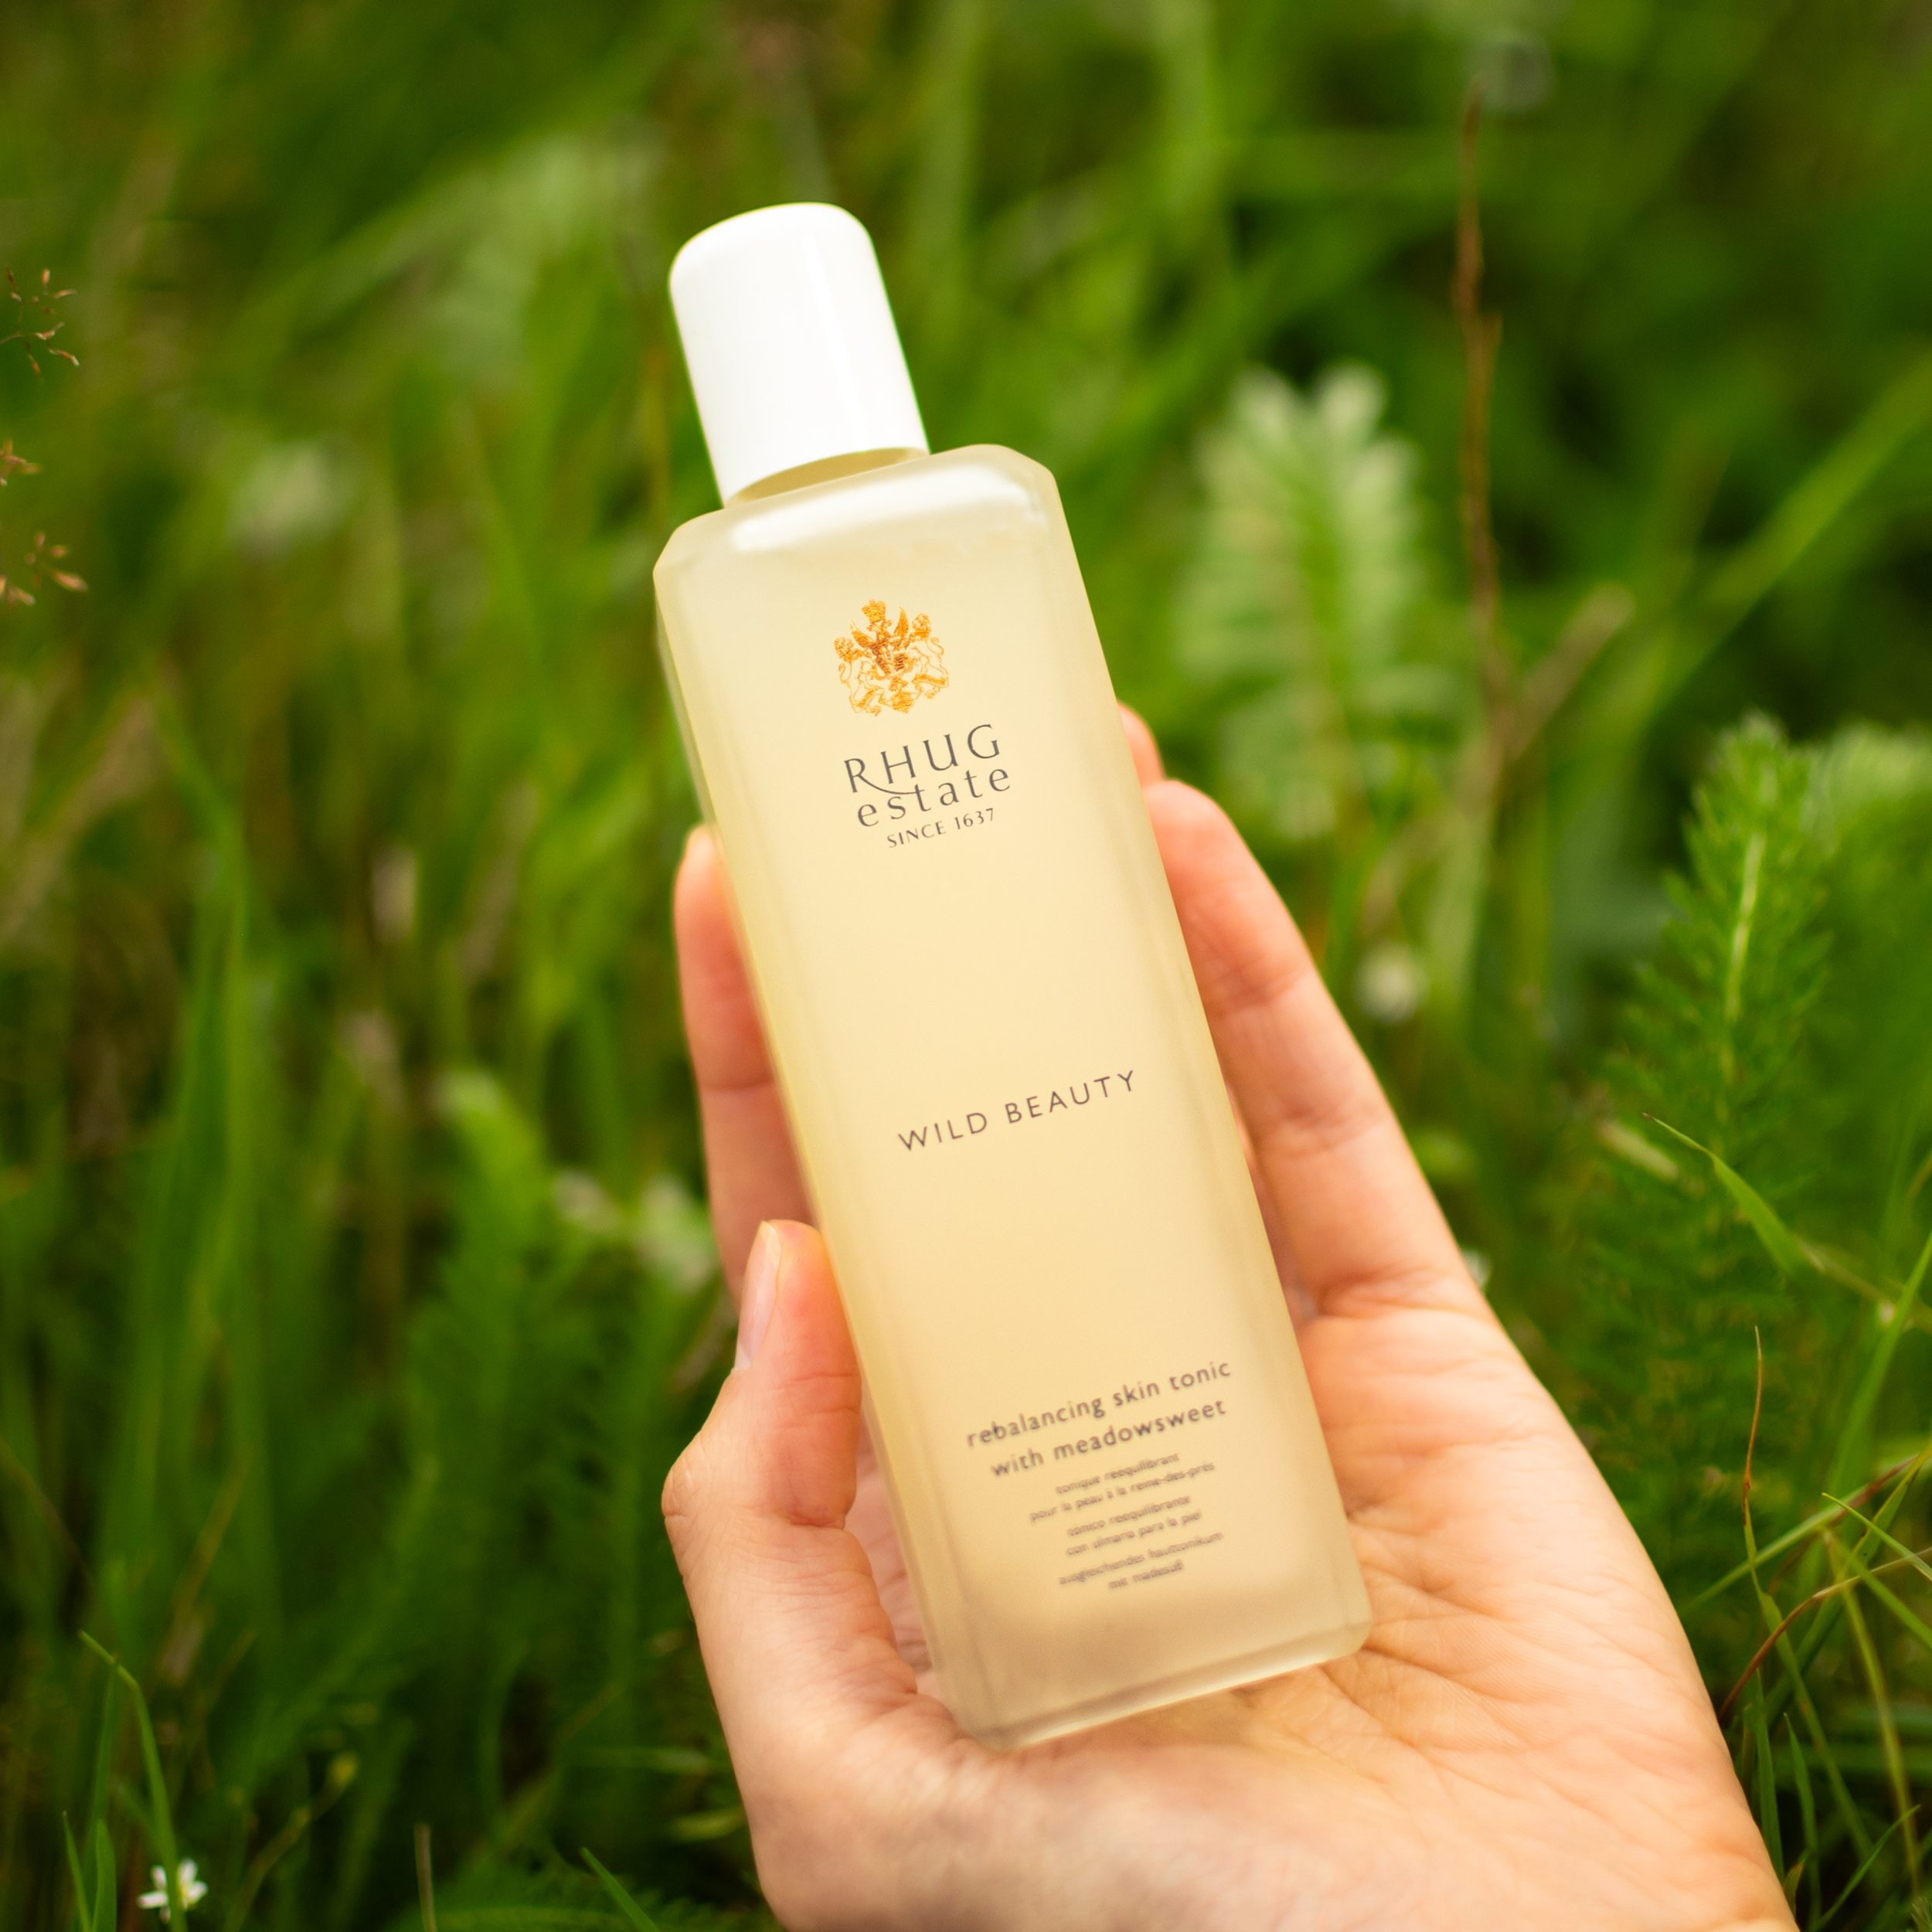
1175 363 1479 1005
1574 717 1832 1585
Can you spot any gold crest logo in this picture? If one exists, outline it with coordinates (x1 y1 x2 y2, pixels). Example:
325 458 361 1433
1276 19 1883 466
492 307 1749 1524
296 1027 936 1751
835 600 947 715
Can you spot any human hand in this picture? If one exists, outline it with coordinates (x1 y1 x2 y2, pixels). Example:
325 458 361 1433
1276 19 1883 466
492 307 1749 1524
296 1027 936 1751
664 711 1793 1932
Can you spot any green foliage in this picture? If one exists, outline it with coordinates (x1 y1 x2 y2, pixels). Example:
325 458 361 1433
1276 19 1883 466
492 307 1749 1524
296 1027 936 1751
2 0 1930 1925
1175 308 1932 1917
1576 717 1832 1587
1175 364 1482 1002
1177 365 1462 846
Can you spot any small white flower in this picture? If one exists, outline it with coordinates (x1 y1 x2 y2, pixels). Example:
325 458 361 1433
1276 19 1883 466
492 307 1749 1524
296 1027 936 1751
138 1859 208 1920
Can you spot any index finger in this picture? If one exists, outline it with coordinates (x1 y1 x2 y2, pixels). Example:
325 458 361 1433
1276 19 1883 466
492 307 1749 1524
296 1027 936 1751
1145 780 1488 1324
673 828 812 1294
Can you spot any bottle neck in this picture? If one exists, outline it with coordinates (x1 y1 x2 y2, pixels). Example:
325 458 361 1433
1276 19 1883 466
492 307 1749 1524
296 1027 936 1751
728 446 923 504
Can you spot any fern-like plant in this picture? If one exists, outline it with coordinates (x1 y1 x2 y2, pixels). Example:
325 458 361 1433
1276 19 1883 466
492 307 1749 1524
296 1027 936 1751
1556 718 1932 1917
1175 365 1477 999
1572 716 1832 1591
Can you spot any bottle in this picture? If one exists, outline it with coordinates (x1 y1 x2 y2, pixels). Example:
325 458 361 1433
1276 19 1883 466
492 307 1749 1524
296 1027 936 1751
655 202 1369 1749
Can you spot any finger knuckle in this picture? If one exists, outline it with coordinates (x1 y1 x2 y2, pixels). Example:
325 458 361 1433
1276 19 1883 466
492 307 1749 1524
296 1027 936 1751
660 1441 709 1556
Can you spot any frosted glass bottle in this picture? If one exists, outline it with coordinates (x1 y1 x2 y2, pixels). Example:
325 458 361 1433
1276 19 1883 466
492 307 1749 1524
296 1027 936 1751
656 207 1369 1749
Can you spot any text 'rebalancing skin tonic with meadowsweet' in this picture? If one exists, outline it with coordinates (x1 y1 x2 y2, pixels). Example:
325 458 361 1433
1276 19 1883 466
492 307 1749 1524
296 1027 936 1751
655 203 1369 1749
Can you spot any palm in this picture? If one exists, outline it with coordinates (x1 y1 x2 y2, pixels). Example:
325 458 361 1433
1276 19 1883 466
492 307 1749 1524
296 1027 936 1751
669 717 1788 1931
830 1285 1764 1927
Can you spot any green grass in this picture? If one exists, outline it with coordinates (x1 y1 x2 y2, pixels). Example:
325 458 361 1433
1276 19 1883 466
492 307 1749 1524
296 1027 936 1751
2 0 1930 1924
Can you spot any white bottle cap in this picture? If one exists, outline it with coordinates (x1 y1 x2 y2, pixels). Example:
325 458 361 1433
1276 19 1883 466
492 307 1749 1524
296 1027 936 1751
669 203 928 502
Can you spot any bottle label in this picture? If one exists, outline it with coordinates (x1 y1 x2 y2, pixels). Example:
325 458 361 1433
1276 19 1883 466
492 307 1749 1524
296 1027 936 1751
842 720 1012 835
968 1360 1236 1594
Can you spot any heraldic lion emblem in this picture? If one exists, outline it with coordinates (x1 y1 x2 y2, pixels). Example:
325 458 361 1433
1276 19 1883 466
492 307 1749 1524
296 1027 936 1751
835 599 948 715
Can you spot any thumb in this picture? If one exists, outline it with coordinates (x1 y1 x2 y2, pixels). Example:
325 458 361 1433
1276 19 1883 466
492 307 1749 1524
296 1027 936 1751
663 1220 923 1777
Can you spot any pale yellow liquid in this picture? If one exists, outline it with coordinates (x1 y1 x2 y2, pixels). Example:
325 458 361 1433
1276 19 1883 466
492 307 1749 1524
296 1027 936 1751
655 446 1369 1747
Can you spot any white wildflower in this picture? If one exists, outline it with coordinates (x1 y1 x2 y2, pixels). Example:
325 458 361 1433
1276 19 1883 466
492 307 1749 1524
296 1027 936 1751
138 1859 208 1920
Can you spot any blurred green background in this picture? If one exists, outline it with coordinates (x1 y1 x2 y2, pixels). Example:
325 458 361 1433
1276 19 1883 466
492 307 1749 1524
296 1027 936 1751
2 0 1930 1924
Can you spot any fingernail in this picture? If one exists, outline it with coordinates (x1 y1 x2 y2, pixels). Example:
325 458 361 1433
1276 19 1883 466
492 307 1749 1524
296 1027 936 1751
736 1222 781 1369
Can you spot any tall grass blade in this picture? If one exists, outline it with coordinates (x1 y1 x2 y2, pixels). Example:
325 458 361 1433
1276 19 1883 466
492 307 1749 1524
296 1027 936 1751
90 1825 114 1932
1784 1719 1819 1918
1815 1812 1917 1931
1645 1117 1805 1277
1827 1497 1932 1590
1690 1448 1930 1610
61 1816 97 1932
79 1635 182 1925
580 1850 661 1930
1834 1554 1920 1893
415 1823 437 1932
1747 1675 1784 1876
1828 1227 1932 1498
